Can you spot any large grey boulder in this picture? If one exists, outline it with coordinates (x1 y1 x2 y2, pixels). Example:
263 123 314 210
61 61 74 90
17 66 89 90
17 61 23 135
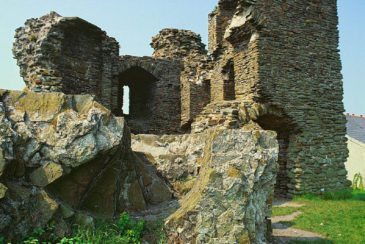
0 90 172 240
165 129 278 243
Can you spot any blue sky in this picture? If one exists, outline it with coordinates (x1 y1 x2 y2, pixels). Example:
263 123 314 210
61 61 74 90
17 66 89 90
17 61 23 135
0 0 363 114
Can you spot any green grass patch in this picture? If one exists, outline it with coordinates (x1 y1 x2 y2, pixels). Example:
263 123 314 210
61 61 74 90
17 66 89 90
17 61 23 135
272 206 301 217
20 212 145 244
290 240 333 244
284 189 365 243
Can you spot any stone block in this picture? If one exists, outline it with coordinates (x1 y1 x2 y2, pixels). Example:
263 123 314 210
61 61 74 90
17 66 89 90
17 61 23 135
30 162 63 187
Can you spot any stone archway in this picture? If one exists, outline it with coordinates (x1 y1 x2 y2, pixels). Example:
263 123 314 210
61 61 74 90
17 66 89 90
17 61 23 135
118 66 158 133
254 111 298 197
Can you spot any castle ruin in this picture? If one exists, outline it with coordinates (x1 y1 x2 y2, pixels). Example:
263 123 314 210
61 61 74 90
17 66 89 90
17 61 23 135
1 0 350 242
13 0 348 197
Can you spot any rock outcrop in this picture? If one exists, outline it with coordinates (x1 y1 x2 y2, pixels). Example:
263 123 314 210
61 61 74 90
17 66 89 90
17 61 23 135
0 90 172 240
0 89 278 242
164 128 278 243
132 128 278 243
132 133 206 196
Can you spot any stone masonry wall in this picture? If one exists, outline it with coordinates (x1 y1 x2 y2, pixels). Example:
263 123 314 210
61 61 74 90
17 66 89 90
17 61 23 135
202 0 349 195
151 29 212 130
208 0 237 54
13 12 120 110
255 0 348 194
13 13 184 135
116 55 182 134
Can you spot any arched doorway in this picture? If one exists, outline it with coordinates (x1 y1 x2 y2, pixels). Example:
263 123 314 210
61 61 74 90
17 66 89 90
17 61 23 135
255 114 297 197
118 66 158 133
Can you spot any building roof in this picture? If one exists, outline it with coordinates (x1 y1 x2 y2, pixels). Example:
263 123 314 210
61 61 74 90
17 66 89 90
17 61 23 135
346 114 365 143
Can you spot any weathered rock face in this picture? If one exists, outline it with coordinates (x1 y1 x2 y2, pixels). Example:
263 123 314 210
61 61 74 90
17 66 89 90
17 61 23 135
0 90 172 240
164 128 278 243
0 89 277 243
130 128 278 243
132 133 206 196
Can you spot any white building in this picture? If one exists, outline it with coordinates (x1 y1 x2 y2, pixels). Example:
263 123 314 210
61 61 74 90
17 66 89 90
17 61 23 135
345 114 365 181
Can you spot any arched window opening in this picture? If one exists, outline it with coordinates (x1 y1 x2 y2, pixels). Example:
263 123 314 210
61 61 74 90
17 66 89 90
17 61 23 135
118 67 158 132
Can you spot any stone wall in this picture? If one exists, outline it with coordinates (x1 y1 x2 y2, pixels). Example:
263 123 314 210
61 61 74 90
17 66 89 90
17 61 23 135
151 29 212 130
13 12 120 110
116 55 182 134
202 0 349 195
208 0 237 54
13 13 184 135
257 0 348 195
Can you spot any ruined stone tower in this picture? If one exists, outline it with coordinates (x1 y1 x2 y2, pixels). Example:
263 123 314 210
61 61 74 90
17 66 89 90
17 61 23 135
202 0 349 196
13 0 348 197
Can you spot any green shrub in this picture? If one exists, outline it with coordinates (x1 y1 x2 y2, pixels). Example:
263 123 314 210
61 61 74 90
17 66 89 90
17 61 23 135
116 212 145 243
20 212 145 244
59 236 85 244
23 227 45 244
352 173 364 191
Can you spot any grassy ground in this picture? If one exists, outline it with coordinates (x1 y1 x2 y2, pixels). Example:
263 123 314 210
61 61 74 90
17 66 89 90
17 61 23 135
272 189 365 243
272 206 300 217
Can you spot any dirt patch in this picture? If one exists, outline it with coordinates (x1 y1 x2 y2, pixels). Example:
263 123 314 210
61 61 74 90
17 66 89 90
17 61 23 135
272 211 302 223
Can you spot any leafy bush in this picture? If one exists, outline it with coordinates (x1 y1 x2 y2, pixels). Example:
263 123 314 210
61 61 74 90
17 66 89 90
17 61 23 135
116 212 145 243
23 227 46 244
69 213 145 244
59 236 85 244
